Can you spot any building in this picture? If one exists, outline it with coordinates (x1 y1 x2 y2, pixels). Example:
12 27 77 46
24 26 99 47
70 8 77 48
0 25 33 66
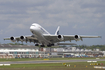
0 44 45 58
0 44 104 58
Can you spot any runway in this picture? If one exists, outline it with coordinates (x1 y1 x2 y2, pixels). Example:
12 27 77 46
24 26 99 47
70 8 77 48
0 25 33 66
0 59 105 64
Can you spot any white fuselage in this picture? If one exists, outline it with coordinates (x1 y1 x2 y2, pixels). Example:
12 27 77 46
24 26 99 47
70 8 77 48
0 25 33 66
30 23 51 45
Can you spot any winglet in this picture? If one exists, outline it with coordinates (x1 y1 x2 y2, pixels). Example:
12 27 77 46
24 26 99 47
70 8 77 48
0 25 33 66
55 26 60 35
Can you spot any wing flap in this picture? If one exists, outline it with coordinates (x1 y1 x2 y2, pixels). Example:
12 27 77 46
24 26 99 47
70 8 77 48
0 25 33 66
57 43 77 45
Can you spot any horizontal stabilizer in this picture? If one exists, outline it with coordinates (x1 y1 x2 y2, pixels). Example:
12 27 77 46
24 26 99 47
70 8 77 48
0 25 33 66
57 43 77 45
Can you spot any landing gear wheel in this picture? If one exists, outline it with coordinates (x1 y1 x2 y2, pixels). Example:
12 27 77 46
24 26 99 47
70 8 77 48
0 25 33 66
47 45 51 47
35 44 39 46
40 45 45 47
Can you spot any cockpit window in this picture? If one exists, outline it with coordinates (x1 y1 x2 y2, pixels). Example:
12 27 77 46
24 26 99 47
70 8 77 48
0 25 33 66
32 25 36 26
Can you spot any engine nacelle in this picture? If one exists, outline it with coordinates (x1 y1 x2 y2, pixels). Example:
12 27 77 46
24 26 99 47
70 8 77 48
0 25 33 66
20 36 26 41
74 35 81 41
10 36 16 42
57 35 64 41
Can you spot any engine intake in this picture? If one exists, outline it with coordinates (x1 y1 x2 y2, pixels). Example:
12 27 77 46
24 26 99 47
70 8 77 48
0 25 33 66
57 35 64 41
74 35 81 41
10 36 16 42
20 36 26 41
75 35 79 39
20 36 24 39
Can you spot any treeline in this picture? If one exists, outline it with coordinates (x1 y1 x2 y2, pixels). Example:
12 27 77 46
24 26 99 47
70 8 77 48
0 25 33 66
7 43 24 45
74 45 105 51
2 43 105 51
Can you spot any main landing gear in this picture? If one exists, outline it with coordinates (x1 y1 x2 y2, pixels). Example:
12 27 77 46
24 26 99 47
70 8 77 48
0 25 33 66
35 43 53 47
35 44 45 47
40 45 45 47
35 44 39 46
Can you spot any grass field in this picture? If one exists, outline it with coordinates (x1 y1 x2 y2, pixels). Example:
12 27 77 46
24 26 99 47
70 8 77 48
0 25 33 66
0 57 105 62
0 61 105 70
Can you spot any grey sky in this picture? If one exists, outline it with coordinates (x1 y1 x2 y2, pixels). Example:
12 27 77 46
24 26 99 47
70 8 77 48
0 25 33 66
0 0 105 45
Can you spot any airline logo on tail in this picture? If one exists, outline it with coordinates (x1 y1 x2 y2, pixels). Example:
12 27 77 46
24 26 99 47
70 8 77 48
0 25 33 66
55 26 60 35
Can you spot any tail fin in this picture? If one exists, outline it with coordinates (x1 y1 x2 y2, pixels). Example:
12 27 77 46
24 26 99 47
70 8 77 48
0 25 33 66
55 26 60 35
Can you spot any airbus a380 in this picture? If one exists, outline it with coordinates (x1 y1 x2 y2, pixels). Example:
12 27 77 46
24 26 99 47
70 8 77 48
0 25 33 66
4 23 101 47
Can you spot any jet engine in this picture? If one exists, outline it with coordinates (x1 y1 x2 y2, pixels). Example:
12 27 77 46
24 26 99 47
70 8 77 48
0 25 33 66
57 35 64 41
20 36 26 41
74 35 81 41
10 36 16 42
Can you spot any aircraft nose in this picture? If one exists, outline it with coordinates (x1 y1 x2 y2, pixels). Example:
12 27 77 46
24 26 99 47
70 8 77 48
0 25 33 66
30 26 35 32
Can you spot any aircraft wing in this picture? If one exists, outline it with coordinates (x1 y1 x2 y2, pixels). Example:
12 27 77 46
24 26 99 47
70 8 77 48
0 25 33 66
43 34 101 43
4 35 39 43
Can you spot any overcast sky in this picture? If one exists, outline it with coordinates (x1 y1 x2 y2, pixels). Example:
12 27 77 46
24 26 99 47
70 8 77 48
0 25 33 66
0 0 105 45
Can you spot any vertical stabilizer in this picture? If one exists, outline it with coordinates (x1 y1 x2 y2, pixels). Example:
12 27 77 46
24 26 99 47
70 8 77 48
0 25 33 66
55 26 60 35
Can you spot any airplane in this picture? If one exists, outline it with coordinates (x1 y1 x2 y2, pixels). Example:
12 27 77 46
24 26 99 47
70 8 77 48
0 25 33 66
4 23 101 47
